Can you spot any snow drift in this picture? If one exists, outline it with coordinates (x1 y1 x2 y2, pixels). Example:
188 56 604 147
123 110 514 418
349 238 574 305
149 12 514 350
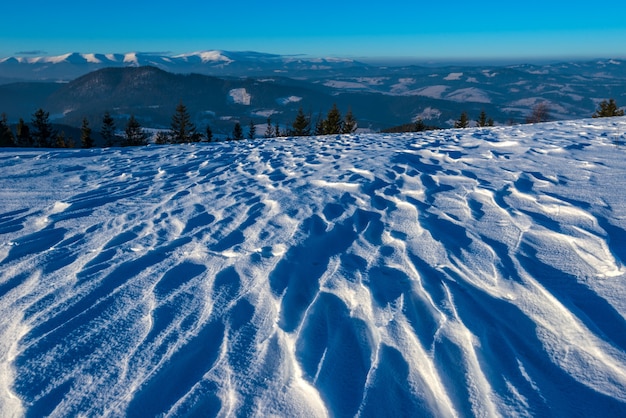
1 118 626 417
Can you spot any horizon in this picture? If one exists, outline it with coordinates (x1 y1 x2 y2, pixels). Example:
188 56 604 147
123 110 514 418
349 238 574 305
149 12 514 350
1 1 625 64
2 49 625 68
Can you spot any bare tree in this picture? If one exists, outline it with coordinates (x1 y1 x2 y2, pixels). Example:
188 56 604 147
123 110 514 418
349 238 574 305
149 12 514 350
526 102 550 124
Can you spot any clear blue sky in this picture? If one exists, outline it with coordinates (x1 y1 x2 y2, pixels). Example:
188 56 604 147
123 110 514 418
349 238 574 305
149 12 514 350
2 0 625 62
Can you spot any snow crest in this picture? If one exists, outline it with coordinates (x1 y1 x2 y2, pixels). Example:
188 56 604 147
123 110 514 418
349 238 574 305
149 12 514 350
1 118 626 417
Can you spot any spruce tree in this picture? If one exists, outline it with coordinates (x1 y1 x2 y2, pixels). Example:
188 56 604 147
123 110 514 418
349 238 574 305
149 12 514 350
205 125 213 142
123 115 148 146
455 111 469 128
232 122 244 140
274 121 281 138
314 113 324 136
592 99 624 118
248 120 256 139
154 131 170 145
290 107 311 136
414 118 426 132
264 117 274 138
476 110 494 127
342 108 357 134
101 111 117 147
31 108 55 147
16 118 31 147
170 101 197 143
323 104 343 135
55 131 67 148
80 117 94 148
0 113 15 147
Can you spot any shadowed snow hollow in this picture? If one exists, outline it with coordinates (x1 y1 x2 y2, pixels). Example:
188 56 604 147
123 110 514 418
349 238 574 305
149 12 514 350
1 118 626 417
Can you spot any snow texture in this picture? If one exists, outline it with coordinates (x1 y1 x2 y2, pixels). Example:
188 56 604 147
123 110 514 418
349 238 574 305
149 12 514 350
1 118 626 417
228 88 251 106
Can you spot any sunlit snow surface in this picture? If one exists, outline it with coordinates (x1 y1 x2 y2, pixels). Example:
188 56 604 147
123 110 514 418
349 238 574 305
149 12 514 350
2 118 626 417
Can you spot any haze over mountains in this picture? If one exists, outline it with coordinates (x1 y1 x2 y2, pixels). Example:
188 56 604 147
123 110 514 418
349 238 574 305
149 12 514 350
0 50 625 132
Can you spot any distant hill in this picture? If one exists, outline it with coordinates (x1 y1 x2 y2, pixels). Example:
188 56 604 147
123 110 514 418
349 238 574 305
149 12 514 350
0 53 625 131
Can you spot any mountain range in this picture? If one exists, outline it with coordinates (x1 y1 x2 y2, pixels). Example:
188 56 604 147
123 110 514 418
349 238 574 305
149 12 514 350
0 51 625 132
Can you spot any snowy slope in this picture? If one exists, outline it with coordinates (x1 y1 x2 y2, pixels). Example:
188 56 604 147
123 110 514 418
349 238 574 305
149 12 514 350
1 118 626 417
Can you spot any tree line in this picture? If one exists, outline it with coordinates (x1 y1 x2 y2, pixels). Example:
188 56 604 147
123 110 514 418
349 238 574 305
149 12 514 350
450 98 623 130
0 102 358 148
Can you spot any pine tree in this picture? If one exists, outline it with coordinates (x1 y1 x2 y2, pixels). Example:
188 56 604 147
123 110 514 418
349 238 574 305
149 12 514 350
232 122 244 140
80 117 94 148
248 120 256 139
205 125 213 142
274 122 281 137
123 115 148 146
0 113 15 147
170 101 197 143
455 111 469 128
414 118 426 132
154 131 170 145
592 99 624 118
16 118 31 147
314 113 325 135
264 117 274 138
101 111 117 147
290 107 311 136
342 108 357 134
323 104 343 135
31 108 55 147
55 131 67 148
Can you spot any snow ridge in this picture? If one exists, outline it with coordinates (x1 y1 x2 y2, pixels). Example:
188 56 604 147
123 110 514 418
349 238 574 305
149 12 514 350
1 118 626 417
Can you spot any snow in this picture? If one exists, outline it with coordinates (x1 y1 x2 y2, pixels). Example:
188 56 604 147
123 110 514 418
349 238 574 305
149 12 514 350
1 117 626 417
228 88 251 106
123 53 139 65
446 87 492 103
81 54 101 64
415 85 449 99
173 51 233 64
444 72 463 81
276 96 302 105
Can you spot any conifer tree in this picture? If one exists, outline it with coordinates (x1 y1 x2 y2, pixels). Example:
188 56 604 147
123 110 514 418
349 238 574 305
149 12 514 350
232 122 244 140
455 111 469 128
16 118 31 147
205 125 213 142
248 120 256 139
0 113 15 147
323 104 343 135
170 101 197 143
80 117 94 148
342 108 357 134
55 131 68 148
264 117 274 138
476 110 494 127
314 113 325 136
101 111 117 147
592 99 624 118
414 118 426 132
274 121 281 137
31 108 55 147
290 107 311 136
154 131 170 145
123 115 148 146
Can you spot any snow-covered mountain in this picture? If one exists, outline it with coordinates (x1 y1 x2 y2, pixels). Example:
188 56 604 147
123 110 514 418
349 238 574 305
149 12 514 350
1 118 626 417
1 52 625 131
0 50 368 82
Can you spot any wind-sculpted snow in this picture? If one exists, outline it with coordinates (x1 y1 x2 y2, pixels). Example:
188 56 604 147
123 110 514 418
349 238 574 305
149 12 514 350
1 118 626 417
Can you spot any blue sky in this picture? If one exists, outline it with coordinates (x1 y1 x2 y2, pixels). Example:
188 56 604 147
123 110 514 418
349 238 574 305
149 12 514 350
2 1 625 62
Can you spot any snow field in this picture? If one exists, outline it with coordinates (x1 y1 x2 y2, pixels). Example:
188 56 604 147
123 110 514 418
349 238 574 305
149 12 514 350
0 117 626 416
